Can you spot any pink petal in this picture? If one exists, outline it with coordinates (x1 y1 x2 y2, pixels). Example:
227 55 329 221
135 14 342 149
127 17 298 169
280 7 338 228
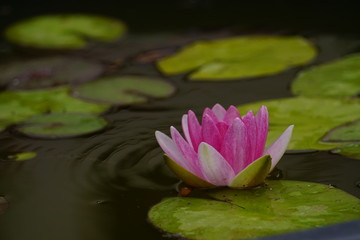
265 125 294 171
211 104 226 120
187 110 202 152
198 142 235 186
220 118 250 174
170 127 203 177
181 114 193 147
224 106 241 124
242 110 257 161
155 131 192 171
255 106 269 159
202 108 218 123
202 114 222 151
216 121 229 139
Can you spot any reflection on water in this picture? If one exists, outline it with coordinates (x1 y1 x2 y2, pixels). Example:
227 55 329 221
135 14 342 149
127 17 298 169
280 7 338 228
0 35 359 240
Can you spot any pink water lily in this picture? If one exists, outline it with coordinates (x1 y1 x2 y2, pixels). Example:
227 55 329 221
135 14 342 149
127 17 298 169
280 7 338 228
155 104 293 188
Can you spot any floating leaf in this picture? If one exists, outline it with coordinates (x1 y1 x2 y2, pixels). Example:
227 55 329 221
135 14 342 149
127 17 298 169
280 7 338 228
157 36 316 80
149 180 360 240
322 119 360 142
239 97 360 150
292 54 360 98
0 87 109 126
5 14 126 49
332 144 360 160
15 113 107 138
6 152 37 161
0 57 103 89
72 75 176 105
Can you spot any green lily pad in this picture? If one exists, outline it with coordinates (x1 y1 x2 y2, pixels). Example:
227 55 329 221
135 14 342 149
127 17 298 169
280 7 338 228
5 152 37 161
332 144 360 160
72 75 176 105
239 97 360 150
292 54 360 98
5 14 126 49
322 119 360 142
0 87 109 128
157 36 316 80
149 180 360 240
15 113 107 138
0 57 103 89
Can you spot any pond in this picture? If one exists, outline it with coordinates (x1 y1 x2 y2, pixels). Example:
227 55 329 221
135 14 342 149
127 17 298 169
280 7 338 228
0 2 359 240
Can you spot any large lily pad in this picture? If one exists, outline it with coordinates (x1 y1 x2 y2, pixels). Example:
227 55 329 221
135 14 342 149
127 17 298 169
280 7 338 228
72 75 176 105
149 180 360 240
322 119 360 142
157 36 316 80
292 54 360 98
332 144 360 160
15 113 107 138
5 14 126 49
0 87 109 126
239 97 360 150
0 57 103 89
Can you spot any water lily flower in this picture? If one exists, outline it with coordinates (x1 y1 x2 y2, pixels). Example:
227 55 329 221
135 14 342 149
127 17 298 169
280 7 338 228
155 104 293 188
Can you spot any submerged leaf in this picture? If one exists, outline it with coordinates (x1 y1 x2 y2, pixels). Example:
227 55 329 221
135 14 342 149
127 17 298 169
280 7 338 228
5 14 126 49
292 54 360 98
15 113 107 138
149 180 360 240
72 75 176 105
157 36 316 80
239 97 360 150
0 57 103 89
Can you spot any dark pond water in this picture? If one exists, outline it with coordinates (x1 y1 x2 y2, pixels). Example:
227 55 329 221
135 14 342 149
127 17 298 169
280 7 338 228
0 2 360 240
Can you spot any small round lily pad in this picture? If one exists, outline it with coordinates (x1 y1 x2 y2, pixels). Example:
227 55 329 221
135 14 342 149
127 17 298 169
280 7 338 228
0 87 109 128
332 144 360 160
15 113 107 138
72 75 176 105
322 119 360 142
239 97 360 150
5 14 126 49
292 54 360 98
149 180 360 240
157 35 316 80
0 57 103 89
